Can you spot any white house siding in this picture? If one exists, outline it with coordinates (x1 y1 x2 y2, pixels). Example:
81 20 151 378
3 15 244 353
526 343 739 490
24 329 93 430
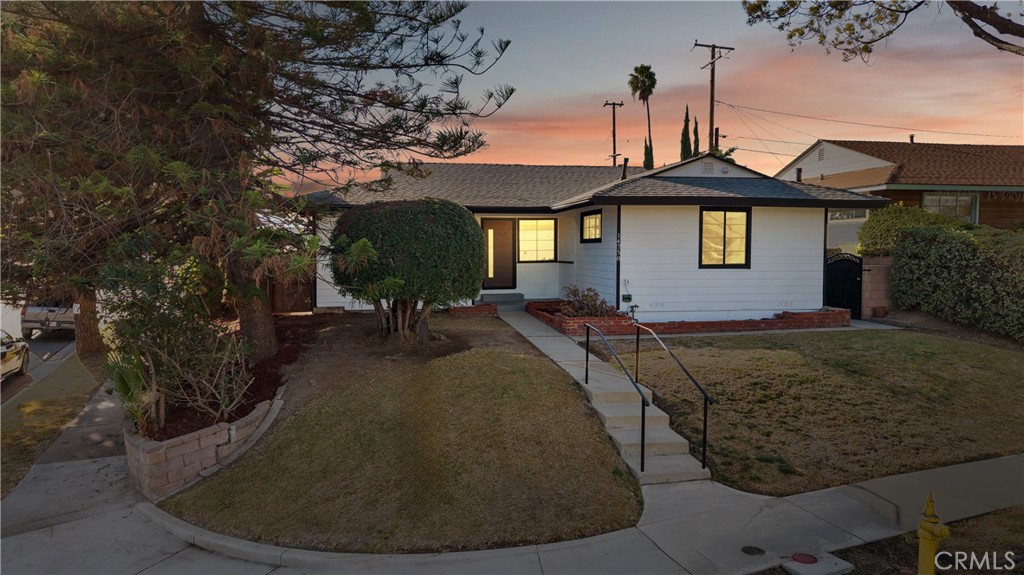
569 206 618 306
313 212 572 308
777 142 892 181
313 215 373 311
619 205 826 322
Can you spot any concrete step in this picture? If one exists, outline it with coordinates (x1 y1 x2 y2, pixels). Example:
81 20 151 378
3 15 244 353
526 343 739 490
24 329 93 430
477 293 525 303
581 377 654 405
608 426 690 457
593 402 670 430
624 452 711 485
495 302 525 312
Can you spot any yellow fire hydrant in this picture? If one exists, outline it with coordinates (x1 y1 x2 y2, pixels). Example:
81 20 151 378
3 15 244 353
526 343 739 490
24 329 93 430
918 492 951 575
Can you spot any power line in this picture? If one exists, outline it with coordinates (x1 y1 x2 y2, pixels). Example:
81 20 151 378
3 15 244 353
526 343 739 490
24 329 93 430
733 148 797 156
729 136 813 146
717 101 1017 139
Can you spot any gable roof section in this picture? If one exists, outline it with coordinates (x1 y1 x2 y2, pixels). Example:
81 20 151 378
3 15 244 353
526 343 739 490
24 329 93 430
305 163 642 212
554 154 888 209
785 140 1024 188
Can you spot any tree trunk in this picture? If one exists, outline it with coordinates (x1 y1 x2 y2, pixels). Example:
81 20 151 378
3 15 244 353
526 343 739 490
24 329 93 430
73 288 107 358
646 102 653 158
227 253 278 361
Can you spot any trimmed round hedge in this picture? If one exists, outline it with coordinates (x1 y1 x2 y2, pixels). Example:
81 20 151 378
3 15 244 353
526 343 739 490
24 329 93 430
330 198 485 308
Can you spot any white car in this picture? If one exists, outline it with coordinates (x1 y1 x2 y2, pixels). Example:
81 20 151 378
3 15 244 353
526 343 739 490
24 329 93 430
21 300 78 337
1 329 30 379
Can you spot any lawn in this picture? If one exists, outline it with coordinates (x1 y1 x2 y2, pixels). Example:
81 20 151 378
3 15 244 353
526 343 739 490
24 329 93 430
605 329 1024 496
160 314 642 553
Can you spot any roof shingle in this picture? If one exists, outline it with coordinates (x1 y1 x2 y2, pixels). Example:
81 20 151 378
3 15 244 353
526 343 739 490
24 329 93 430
824 141 1024 187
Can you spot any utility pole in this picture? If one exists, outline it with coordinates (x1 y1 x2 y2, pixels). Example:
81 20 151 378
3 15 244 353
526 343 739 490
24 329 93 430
603 101 624 166
693 41 734 150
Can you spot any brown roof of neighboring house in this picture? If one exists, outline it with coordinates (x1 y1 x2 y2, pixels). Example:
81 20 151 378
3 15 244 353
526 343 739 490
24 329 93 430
824 141 1024 188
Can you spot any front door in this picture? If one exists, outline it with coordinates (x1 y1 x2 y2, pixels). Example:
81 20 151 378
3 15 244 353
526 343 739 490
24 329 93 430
481 218 515 289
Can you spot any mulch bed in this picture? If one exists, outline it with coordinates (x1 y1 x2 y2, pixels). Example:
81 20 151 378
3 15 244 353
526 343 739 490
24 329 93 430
150 315 325 441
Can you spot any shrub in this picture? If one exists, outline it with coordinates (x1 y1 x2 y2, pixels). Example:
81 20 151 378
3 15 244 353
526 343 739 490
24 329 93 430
330 199 485 343
559 285 620 317
891 226 1024 342
102 237 253 435
858 204 965 257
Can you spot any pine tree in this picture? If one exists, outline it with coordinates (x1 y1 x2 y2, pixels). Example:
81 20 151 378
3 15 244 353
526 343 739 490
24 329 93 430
693 118 701 156
643 139 654 169
680 105 693 161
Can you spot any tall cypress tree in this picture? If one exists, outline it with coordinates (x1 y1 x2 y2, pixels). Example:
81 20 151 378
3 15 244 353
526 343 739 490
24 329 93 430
643 139 654 169
680 105 692 161
693 117 701 156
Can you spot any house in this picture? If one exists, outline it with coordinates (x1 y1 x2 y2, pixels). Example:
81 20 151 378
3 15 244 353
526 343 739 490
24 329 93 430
305 154 887 323
776 141 1024 242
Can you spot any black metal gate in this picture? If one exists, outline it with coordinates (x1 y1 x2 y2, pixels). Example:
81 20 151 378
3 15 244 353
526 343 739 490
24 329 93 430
825 253 862 319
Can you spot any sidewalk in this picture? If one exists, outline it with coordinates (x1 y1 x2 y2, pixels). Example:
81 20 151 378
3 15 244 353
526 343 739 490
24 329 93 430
1 317 1021 575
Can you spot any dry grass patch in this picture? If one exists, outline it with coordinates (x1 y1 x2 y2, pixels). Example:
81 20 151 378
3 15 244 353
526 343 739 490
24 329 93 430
608 330 1023 496
1 393 91 498
162 316 640 553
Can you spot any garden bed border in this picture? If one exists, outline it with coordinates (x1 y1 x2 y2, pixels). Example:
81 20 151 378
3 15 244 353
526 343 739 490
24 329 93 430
525 301 850 336
124 386 287 502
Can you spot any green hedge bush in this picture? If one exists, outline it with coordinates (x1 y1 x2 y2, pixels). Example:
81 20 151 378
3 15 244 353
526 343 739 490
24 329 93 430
330 198 485 342
858 204 965 257
891 226 1024 342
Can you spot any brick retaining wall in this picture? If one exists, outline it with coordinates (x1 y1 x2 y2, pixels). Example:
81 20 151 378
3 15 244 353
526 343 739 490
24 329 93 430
124 397 275 501
526 301 850 336
448 303 498 318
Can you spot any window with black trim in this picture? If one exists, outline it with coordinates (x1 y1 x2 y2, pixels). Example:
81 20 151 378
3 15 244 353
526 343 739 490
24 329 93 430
518 219 556 262
700 207 750 268
581 209 602 243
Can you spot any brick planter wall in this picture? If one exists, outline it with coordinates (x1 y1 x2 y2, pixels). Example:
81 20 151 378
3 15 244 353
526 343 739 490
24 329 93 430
447 303 498 318
124 396 278 501
525 301 634 336
526 301 850 336
861 256 893 319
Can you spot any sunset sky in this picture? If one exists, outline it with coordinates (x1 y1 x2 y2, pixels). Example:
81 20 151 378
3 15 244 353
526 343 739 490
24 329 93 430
438 1 1023 176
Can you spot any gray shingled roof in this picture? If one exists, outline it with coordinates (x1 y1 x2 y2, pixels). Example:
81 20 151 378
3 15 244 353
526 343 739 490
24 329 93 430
305 163 642 211
303 158 886 211
583 175 888 207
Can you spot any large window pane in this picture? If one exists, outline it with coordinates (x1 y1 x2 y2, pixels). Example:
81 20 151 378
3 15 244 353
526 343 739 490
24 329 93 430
700 208 749 268
519 219 556 261
922 192 977 223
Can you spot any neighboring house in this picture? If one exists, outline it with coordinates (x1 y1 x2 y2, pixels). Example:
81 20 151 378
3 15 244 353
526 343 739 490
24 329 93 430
776 140 1024 233
305 154 886 323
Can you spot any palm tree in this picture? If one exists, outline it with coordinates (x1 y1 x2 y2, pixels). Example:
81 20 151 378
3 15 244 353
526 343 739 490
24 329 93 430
628 64 657 168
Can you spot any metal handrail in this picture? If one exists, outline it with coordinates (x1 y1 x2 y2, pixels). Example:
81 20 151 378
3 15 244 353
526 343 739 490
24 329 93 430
633 323 716 469
584 323 651 473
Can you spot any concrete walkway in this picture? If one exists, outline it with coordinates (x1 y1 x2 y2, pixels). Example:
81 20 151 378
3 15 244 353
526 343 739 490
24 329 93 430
2 320 1022 575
